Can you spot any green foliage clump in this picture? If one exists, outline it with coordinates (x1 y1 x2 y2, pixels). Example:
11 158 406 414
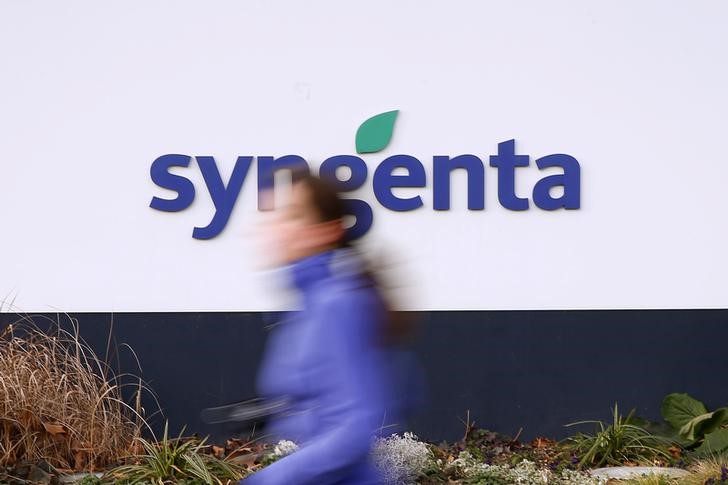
75 475 103 485
563 404 672 469
103 423 244 485
442 450 606 484
661 393 728 456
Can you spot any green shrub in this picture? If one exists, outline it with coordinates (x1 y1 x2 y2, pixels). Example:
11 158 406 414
661 393 728 456
564 404 672 468
74 475 103 485
104 423 244 485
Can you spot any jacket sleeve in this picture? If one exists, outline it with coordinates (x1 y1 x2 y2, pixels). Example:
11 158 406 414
242 290 385 485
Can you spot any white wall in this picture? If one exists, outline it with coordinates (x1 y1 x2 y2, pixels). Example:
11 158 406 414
1 0 727 312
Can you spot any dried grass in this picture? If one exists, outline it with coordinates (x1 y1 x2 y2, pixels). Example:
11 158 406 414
683 455 728 484
0 316 147 471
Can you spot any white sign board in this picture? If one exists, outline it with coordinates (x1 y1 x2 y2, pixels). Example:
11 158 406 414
1 1 727 312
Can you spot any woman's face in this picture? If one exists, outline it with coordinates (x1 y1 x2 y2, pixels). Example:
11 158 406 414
265 181 344 265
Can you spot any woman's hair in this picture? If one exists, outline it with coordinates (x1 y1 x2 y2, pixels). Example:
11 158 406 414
292 171 418 345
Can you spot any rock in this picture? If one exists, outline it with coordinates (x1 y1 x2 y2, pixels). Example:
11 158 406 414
13 460 32 478
26 464 52 484
59 472 103 484
36 460 54 474
590 466 690 479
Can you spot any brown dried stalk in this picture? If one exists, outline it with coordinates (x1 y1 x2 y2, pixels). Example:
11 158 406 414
0 317 149 471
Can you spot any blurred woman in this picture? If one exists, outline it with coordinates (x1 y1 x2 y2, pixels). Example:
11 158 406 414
242 173 410 485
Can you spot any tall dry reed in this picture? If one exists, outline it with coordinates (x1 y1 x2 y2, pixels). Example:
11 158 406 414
0 317 145 471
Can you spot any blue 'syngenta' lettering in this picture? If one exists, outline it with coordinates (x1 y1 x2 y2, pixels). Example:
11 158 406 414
433 154 485 210
320 155 372 240
149 140 582 240
149 154 195 212
490 139 530 211
193 156 253 240
257 155 309 210
373 155 426 211
533 154 581 210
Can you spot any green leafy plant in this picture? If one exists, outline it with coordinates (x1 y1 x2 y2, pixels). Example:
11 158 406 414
661 393 728 456
104 422 244 485
75 475 103 485
563 404 672 468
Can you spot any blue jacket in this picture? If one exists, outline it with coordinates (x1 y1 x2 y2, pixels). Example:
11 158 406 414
243 249 394 485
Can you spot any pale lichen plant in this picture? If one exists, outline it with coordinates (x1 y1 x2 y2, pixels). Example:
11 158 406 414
272 440 298 458
372 432 432 485
448 451 608 485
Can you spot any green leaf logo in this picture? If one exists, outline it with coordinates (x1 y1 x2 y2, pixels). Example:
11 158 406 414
355 110 399 154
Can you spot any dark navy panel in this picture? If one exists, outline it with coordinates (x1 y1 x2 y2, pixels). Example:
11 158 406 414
1 310 725 443
409 310 727 441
